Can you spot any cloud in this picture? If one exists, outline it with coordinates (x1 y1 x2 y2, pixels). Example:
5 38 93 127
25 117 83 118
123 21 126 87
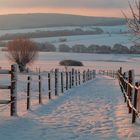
0 0 128 9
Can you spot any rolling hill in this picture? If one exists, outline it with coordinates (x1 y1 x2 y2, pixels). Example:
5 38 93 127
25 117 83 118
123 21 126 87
0 13 126 30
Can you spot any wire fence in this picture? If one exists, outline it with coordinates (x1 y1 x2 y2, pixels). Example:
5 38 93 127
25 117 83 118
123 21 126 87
117 68 140 123
0 65 96 117
100 67 140 124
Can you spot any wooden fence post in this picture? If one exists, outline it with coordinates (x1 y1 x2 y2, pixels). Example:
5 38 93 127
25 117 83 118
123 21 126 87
124 72 128 104
48 73 51 99
87 69 90 81
83 71 85 83
127 70 133 113
10 64 17 116
124 72 127 93
78 71 81 85
66 71 68 90
122 75 127 103
27 76 31 110
72 68 74 87
61 72 64 93
75 70 78 86
69 71 72 89
85 70 86 82
55 69 58 96
39 73 42 104
132 82 138 123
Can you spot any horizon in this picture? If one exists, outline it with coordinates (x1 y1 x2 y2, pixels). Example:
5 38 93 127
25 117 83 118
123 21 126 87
0 9 129 18
0 0 130 18
0 12 125 19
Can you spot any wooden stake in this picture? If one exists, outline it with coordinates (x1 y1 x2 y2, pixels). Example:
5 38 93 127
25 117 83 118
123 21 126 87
39 73 42 104
69 72 72 89
66 71 68 90
78 71 81 85
61 72 64 93
128 70 133 113
132 82 138 123
72 68 74 87
55 69 58 96
48 73 51 99
10 64 17 116
27 76 31 110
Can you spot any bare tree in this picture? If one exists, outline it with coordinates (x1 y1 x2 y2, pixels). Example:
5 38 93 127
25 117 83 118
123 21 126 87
7 38 38 72
123 0 140 41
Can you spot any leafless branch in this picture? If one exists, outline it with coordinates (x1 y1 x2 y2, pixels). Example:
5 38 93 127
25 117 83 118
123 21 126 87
6 38 38 72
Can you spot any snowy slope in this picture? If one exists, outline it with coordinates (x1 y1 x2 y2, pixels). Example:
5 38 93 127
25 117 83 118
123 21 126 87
0 25 132 48
0 25 127 36
34 34 132 48
0 76 140 140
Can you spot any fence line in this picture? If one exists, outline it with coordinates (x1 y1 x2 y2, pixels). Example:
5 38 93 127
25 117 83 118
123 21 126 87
98 70 117 79
0 65 96 117
99 68 140 123
117 67 140 123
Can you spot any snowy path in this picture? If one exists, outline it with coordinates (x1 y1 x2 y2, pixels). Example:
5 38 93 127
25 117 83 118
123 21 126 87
0 75 140 140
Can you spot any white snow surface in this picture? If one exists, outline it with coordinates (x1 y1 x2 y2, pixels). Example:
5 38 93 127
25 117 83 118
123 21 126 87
0 25 132 48
0 25 127 36
32 33 133 48
0 75 140 140
0 52 140 139
1 52 140 78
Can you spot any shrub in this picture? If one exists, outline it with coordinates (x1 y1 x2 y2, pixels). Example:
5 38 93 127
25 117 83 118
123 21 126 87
59 60 83 66
7 38 38 72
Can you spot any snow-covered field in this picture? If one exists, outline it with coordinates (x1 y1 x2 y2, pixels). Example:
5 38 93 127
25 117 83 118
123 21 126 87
1 52 140 77
0 25 128 36
0 25 133 48
32 33 133 48
0 52 140 139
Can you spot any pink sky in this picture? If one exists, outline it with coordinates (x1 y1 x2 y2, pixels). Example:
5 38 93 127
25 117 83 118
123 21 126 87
0 0 130 17
0 7 130 17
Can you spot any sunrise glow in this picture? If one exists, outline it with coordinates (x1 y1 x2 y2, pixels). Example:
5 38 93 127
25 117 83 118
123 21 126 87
0 7 130 17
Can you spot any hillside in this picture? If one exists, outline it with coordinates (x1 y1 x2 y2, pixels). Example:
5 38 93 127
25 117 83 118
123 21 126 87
0 13 125 30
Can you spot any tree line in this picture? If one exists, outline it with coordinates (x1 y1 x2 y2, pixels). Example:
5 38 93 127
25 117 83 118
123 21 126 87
2 40 140 54
3 38 140 73
37 43 140 54
0 28 103 41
